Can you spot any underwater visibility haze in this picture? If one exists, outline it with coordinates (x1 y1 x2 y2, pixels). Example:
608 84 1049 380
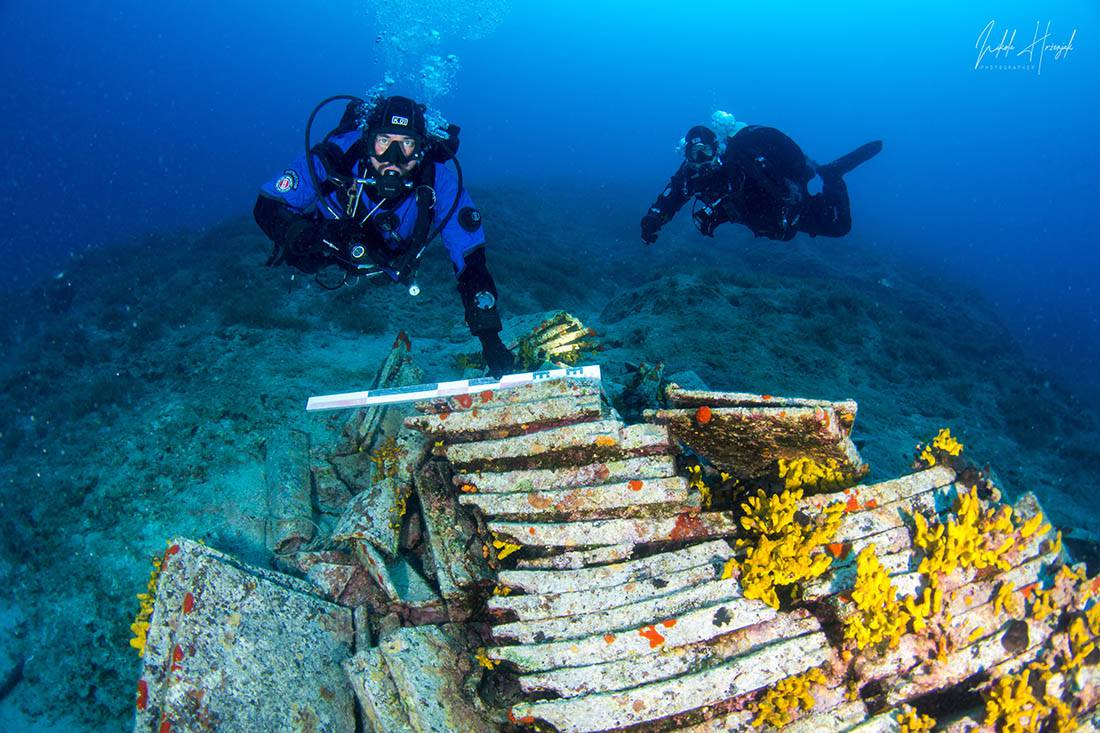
1 1 1098 730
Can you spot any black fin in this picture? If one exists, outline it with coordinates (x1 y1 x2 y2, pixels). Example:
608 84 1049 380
818 140 883 178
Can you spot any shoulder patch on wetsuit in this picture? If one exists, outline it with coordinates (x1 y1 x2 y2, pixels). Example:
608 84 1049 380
274 169 299 193
458 206 482 232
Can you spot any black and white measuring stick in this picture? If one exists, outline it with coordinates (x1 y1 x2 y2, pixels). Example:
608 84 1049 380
305 364 602 412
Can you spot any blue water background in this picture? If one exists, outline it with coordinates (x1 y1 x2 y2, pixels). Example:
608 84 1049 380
1 0 1096 393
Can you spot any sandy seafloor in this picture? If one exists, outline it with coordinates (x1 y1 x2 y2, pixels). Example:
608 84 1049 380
1 185 1098 731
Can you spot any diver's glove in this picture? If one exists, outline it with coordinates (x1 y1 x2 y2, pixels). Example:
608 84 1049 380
286 218 373 273
479 332 516 379
640 214 660 245
280 218 358 260
316 219 365 261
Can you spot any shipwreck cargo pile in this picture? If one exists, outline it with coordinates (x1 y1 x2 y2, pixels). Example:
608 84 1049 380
133 340 1100 732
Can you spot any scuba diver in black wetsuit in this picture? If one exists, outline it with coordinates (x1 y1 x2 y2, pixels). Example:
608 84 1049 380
253 94 516 378
641 124 883 244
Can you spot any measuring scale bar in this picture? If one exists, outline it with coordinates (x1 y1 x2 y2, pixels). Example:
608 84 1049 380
306 364 602 412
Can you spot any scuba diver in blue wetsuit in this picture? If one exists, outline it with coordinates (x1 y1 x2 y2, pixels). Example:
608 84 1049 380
641 124 883 244
254 94 516 378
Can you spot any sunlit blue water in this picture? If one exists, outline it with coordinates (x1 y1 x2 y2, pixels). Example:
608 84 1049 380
1 0 1096 390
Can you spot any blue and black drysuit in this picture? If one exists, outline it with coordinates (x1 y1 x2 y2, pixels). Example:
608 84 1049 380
253 128 515 375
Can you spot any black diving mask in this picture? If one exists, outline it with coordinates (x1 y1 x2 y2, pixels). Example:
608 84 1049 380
371 134 422 166
367 135 422 199
686 140 717 167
